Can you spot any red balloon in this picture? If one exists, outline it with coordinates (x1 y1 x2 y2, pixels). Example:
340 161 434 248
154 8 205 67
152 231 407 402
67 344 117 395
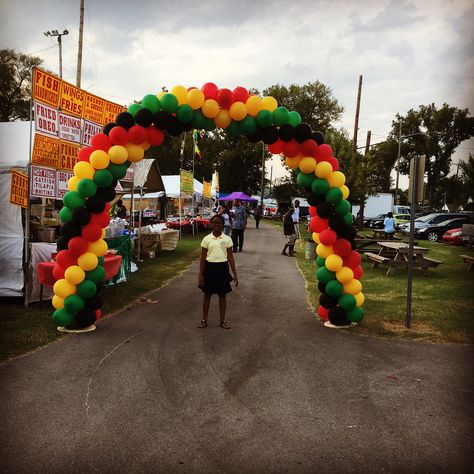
82 223 102 242
95 309 101 321
52 263 65 280
55 249 77 268
353 265 364 280
108 126 129 146
317 305 329 321
128 125 147 145
267 139 284 155
201 82 219 101
232 86 249 103
68 236 89 256
314 144 333 162
146 126 164 146
90 133 111 151
217 88 233 109
309 206 317 217
343 250 362 268
333 238 352 257
301 139 318 156
319 228 337 246
328 156 339 171
309 216 329 233
78 147 93 162
90 211 110 228
104 202 111 213
282 140 300 158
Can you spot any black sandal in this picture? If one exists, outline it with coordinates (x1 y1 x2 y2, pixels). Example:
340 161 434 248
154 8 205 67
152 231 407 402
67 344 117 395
197 320 207 329
219 320 231 329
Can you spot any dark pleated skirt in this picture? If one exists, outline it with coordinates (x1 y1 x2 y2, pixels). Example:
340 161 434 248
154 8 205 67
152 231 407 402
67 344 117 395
202 261 233 295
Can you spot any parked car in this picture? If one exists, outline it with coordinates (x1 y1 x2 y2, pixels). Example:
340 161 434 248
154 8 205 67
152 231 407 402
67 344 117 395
416 217 471 241
367 214 387 229
394 213 410 229
399 212 468 234
442 228 463 245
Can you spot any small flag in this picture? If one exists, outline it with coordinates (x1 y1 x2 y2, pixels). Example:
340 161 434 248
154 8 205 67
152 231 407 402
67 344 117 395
193 129 202 161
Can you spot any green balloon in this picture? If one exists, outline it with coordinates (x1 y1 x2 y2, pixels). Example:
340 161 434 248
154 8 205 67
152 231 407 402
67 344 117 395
338 294 357 311
93 169 114 188
326 280 343 298
63 191 85 210
98 256 105 266
160 93 178 114
316 256 326 267
325 187 343 204
52 308 74 327
64 294 85 314
59 206 73 223
77 280 97 299
176 104 194 124
203 117 216 131
85 265 105 284
273 107 289 127
335 199 351 215
142 94 161 114
311 178 329 195
128 103 142 117
347 306 365 323
238 116 257 135
297 171 315 189
77 178 97 198
287 111 302 127
191 110 206 130
107 163 127 180
256 110 273 128
316 266 335 284
343 212 353 225
227 121 240 136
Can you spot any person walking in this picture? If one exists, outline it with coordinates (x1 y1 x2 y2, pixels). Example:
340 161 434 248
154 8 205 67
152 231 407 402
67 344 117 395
115 199 128 219
231 199 247 252
383 211 396 238
219 205 232 236
197 214 238 329
292 199 301 242
281 207 296 256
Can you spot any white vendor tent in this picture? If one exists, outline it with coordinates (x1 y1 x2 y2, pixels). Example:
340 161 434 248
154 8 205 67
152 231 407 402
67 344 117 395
123 175 203 199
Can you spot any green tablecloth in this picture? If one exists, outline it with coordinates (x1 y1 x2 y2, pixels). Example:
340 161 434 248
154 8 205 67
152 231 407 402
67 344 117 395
105 235 132 285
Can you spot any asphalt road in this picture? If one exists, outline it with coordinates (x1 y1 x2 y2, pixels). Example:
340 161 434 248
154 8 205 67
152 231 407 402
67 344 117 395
1 222 472 473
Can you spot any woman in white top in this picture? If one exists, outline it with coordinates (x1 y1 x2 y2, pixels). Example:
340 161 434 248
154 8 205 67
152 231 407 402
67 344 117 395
218 205 232 236
383 211 396 237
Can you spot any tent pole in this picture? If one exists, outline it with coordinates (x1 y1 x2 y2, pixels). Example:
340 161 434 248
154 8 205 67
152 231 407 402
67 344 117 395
137 187 143 261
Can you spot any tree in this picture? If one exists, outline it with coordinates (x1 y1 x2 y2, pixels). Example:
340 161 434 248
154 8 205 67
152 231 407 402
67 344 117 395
0 49 43 122
389 104 474 208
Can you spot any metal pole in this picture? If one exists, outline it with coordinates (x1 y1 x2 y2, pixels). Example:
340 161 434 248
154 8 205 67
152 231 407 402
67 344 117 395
58 35 63 79
352 75 363 156
260 142 265 206
76 0 84 87
395 120 402 205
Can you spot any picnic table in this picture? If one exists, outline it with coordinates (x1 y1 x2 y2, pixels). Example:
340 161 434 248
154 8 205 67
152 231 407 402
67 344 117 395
365 241 443 276
370 229 401 240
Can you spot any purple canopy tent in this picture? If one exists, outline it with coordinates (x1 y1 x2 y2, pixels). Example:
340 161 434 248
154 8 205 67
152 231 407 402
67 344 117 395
220 191 258 202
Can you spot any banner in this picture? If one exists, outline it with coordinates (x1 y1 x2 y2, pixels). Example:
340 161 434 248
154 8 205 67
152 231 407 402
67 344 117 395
59 113 81 143
56 170 74 199
34 101 59 137
32 69 61 108
180 169 194 194
82 120 102 147
31 166 56 198
60 81 84 117
32 134 60 168
10 170 29 208
58 141 80 171
103 100 126 125
203 180 211 199
83 92 106 124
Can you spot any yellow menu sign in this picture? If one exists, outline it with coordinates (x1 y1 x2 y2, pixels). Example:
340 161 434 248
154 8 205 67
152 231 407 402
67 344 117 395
203 180 211 199
83 92 106 124
180 169 194 194
60 82 84 117
58 141 80 171
33 69 61 108
10 170 29 208
103 100 126 125
32 134 60 168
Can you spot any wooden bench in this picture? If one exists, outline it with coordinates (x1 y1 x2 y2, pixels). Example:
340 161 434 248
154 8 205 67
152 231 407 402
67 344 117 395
422 257 443 268
460 255 474 271
364 252 392 268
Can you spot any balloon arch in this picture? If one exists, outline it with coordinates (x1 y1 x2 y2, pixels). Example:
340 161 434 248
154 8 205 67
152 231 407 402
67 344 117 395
51 83 365 330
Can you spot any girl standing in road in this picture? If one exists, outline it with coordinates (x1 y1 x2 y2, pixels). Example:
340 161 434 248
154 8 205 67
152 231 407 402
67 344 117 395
383 211 396 238
198 214 238 329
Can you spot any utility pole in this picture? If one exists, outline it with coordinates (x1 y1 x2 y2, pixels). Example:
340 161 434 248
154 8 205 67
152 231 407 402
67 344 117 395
76 0 84 87
44 29 69 78
395 120 402 205
358 130 371 228
260 143 265 206
352 75 363 156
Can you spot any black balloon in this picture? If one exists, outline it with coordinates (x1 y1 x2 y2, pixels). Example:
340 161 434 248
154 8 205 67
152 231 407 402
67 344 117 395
317 202 335 219
103 122 116 135
312 131 325 145
318 282 326 293
181 122 193 132
74 308 97 328
320 293 339 309
306 191 323 207
247 129 262 143
72 207 92 226
167 116 182 136
339 224 357 240
153 111 172 130
278 124 295 141
56 236 69 251
60 221 82 239
96 186 116 202
294 123 312 143
84 294 103 310
85 195 106 213
115 112 135 130
329 215 346 233
111 178 118 189
261 126 279 144
329 306 348 326
135 108 153 127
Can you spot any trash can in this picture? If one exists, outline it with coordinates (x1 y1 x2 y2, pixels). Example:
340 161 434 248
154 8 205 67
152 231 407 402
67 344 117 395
305 237 316 259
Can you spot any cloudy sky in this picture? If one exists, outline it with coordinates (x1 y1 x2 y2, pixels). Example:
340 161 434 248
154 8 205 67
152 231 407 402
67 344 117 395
1 0 473 184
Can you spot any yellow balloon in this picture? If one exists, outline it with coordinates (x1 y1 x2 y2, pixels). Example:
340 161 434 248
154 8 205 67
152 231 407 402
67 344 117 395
140 141 151 151
315 161 333 178
90 150 110 170
78 251 98 271
202 99 219 118
88 239 108 257
64 265 85 285
187 88 205 110
67 176 79 191
312 232 320 244
316 243 334 259
246 95 263 116
299 157 317 174
171 85 187 106
53 279 76 299
336 266 354 284
74 161 95 180
285 155 301 169
325 254 343 272
354 292 365 307
214 109 232 128
52 294 64 310
341 185 350 200
125 143 144 162
101 229 106 239
108 145 128 164
343 279 362 295
229 102 247 121
261 96 278 112
327 171 346 188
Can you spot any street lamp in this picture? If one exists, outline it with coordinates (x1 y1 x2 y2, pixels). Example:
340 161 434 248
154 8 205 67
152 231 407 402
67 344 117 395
44 29 69 78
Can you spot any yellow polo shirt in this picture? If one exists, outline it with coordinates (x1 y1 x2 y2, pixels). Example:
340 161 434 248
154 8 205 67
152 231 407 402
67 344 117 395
201 233 233 262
